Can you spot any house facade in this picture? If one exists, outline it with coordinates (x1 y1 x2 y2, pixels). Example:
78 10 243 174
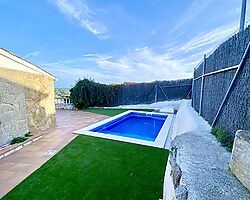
0 48 56 146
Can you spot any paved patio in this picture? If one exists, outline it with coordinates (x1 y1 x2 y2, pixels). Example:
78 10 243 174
0 110 108 198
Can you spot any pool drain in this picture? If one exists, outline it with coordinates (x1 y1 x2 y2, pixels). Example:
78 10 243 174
45 149 58 156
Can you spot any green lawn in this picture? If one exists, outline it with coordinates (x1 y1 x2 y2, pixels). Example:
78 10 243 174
2 136 168 200
83 108 154 116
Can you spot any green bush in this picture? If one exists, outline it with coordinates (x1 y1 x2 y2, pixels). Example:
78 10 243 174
10 137 27 144
70 78 119 109
25 132 33 137
211 126 234 151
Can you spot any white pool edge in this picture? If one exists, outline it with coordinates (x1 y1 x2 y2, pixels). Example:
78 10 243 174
74 110 174 148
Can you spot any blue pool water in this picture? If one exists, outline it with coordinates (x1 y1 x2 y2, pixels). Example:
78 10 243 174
91 112 168 141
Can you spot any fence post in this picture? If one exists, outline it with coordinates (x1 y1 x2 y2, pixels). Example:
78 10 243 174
158 84 169 101
199 54 206 115
240 0 247 31
155 81 158 103
191 68 195 107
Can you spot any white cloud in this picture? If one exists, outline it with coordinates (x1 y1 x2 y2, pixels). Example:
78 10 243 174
42 21 239 87
23 51 40 61
170 1 210 33
181 23 238 53
49 0 109 39
42 46 193 87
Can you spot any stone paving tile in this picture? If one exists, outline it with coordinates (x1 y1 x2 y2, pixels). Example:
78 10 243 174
0 172 17 187
0 182 16 198
0 163 17 172
0 110 108 198
7 163 33 173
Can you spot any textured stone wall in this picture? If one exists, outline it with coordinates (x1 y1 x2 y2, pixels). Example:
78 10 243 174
0 67 56 145
0 78 29 146
24 73 56 132
230 130 250 191
192 26 250 136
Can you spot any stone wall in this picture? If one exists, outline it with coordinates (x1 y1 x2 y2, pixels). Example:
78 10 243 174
0 67 56 145
24 72 56 132
230 130 250 191
0 78 29 146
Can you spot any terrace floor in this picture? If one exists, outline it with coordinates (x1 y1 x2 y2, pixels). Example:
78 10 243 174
0 110 108 198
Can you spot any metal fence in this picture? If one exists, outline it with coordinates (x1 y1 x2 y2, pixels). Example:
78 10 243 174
192 25 250 136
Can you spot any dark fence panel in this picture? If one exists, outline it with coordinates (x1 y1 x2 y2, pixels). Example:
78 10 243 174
192 78 201 112
201 69 236 124
192 26 250 136
115 82 155 105
205 27 250 74
216 52 250 137
194 62 203 78
114 79 192 106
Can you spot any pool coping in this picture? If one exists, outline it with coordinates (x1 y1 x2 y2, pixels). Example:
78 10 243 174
74 110 174 148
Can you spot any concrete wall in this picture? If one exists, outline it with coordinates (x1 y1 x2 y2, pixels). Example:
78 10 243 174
192 26 250 137
0 51 56 146
230 130 250 191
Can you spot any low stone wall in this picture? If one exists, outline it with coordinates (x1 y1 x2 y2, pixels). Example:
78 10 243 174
230 130 250 191
0 67 56 145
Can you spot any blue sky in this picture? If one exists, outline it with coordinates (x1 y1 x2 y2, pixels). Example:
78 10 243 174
0 0 249 88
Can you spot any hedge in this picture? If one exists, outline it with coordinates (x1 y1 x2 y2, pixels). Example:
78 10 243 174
70 79 118 109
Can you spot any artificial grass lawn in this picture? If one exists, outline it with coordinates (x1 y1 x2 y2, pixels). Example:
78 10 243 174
2 136 168 200
83 108 154 117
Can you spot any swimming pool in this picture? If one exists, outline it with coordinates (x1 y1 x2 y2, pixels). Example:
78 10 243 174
75 111 173 148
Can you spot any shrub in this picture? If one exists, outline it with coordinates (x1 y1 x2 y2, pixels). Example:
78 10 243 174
70 78 118 109
10 137 27 144
211 126 234 151
25 132 33 137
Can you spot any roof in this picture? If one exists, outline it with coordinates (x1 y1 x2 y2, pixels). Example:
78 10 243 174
0 48 56 79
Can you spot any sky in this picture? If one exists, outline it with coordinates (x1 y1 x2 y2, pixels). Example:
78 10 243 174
0 0 249 88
